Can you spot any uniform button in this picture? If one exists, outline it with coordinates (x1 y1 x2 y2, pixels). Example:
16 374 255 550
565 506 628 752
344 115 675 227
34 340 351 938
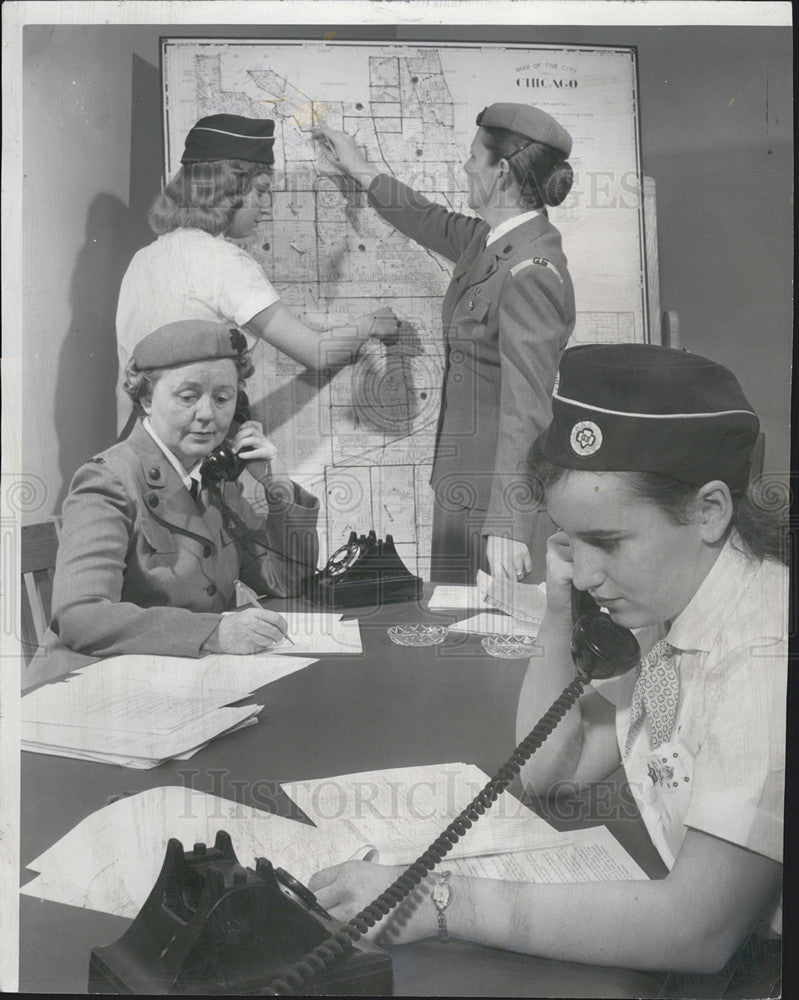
206 584 217 596
203 545 212 558
503 244 512 253
226 519 237 531
149 467 161 480
148 496 159 508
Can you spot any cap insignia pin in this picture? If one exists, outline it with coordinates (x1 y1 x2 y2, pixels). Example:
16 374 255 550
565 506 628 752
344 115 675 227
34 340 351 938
570 420 603 456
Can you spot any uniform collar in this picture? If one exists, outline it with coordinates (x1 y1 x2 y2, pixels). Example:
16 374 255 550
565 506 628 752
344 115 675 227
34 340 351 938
666 532 755 653
485 209 542 248
142 417 202 492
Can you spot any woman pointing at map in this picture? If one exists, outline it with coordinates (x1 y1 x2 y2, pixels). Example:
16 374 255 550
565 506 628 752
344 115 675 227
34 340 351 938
115 114 400 436
315 103 575 584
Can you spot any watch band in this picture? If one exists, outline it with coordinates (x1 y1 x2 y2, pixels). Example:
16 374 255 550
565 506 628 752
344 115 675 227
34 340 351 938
431 870 452 942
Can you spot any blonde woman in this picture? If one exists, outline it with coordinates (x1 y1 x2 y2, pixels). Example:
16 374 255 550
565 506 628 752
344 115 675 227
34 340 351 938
116 114 399 434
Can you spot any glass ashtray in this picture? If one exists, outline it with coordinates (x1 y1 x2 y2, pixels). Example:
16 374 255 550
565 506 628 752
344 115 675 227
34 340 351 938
388 624 449 647
482 634 537 659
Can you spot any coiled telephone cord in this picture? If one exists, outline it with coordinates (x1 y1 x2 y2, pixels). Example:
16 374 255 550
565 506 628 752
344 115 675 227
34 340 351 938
269 674 587 995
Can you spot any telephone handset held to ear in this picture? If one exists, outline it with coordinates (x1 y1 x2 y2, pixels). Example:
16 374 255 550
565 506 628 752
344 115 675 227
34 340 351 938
199 391 252 485
268 589 642 994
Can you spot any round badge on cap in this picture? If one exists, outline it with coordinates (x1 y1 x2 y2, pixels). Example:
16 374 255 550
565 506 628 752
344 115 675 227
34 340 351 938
570 420 603 456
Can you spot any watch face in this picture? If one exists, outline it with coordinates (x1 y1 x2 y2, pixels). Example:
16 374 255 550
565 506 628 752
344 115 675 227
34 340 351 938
432 882 451 908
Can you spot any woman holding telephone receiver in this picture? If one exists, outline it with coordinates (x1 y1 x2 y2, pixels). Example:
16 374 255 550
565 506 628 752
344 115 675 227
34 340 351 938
308 345 786 985
315 103 576 585
35 320 319 687
115 113 400 435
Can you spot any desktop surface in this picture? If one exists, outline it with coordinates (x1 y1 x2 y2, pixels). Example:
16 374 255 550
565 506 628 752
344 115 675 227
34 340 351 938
19 589 667 996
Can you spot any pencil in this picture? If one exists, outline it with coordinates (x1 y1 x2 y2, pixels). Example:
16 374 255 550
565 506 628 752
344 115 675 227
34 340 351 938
241 586 295 645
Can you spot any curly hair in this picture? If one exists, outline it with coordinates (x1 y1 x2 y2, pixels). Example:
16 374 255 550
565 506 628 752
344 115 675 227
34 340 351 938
123 350 255 403
480 125 573 209
148 159 271 236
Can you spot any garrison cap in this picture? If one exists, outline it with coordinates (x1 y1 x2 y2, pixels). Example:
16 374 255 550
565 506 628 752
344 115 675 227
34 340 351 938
476 103 572 156
531 344 760 492
131 320 249 370
181 114 276 165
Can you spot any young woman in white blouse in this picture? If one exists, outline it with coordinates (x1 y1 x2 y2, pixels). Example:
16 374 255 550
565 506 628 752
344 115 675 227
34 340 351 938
116 114 399 434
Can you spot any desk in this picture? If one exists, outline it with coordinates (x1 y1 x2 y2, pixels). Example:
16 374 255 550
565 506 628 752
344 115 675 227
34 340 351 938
20 589 667 996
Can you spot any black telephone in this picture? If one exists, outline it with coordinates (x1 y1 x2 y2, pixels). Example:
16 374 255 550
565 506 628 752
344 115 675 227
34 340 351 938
199 391 253 485
305 530 423 608
89 590 640 996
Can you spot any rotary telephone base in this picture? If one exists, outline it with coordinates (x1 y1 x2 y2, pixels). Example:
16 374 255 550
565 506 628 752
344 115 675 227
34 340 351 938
306 530 422 609
88 831 392 996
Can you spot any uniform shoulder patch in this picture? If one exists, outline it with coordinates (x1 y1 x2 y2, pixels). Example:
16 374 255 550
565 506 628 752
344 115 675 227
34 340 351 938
510 256 564 283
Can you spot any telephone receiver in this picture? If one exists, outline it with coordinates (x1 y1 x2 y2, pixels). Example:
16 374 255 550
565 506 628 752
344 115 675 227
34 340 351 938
198 390 253 485
569 585 641 681
269 588 642 994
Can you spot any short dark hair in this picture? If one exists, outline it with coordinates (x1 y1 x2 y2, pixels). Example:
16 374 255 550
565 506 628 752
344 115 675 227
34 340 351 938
480 125 573 209
529 458 789 565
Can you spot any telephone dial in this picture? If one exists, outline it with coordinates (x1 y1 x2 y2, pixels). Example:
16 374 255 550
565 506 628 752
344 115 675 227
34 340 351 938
89 589 640 995
305 530 423 608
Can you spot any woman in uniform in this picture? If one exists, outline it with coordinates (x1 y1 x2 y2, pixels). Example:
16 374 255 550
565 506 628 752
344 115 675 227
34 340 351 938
116 114 399 435
308 344 786 987
36 319 320 687
315 104 575 583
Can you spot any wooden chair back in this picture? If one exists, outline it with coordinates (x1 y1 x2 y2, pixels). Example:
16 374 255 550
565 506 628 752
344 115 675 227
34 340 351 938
21 519 60 665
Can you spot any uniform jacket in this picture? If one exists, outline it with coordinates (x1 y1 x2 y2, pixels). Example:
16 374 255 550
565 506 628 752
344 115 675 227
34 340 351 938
367 174 575 538
33 422 319 686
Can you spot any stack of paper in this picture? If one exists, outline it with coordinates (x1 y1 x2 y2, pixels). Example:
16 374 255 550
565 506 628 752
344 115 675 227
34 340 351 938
22 765 646 920
21 653 317 768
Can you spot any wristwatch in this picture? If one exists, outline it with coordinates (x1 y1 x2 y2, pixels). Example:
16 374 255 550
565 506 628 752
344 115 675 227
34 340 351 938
431 870 452 942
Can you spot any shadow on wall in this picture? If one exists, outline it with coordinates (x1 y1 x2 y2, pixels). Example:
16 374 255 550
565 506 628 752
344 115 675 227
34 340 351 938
54 193 132 511
54 55 165 510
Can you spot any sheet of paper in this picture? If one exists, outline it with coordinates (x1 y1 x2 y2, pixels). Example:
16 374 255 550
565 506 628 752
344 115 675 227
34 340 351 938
282 762 566 866
445 826 648 883
448 612 539 637
22 786 367 918
477 570 547 624
272 612 362 655
427 586 484 610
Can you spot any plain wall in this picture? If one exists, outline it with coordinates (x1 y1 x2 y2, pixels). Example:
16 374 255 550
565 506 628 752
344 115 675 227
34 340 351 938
22 24 793 522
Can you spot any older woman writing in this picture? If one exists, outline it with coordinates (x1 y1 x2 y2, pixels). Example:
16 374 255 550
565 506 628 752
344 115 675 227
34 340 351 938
36 320 319 686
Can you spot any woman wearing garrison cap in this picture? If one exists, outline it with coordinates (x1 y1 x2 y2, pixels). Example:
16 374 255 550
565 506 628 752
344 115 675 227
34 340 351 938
115 114 400 435
315 104 575 584
33 321 320 687
309 345 786 988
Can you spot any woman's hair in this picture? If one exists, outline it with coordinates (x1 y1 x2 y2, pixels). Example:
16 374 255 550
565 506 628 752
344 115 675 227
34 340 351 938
480 125 573 209
148 159 270 236
123 350 255 403
529 457 790 565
